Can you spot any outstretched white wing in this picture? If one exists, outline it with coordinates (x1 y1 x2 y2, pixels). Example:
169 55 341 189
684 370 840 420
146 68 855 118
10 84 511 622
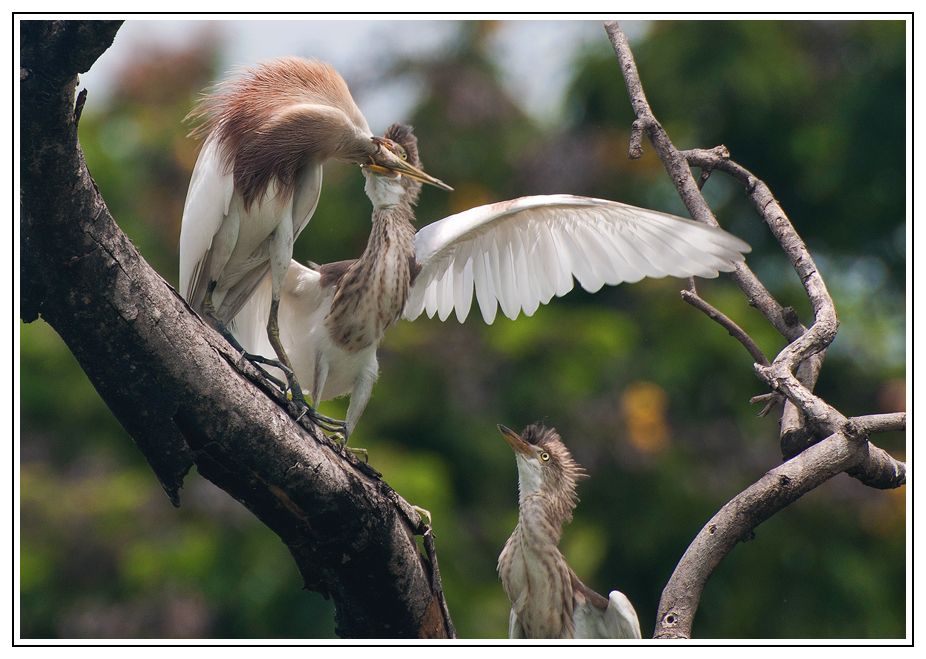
405 195 751 324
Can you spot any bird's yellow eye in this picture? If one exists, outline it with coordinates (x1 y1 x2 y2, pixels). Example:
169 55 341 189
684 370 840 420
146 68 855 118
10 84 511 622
396 146 408 160
540 452 550 462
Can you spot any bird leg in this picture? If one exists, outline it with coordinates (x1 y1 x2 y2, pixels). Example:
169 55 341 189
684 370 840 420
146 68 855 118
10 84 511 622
201 281 288 390
201 283 346 435
266 297 308 403
321 424 369 462
266 298 350 436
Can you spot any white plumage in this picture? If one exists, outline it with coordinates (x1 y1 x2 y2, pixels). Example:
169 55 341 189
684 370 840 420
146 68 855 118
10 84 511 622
406 195 750 324
229 262 381 435
179 137 323 324
178 60 449 414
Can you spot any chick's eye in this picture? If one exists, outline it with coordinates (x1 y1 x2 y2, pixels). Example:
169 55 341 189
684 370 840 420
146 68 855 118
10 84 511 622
397 146 408 160
540 452 550 462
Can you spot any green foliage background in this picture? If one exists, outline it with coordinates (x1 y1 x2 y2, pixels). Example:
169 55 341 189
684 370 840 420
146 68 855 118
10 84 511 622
19 20 907 639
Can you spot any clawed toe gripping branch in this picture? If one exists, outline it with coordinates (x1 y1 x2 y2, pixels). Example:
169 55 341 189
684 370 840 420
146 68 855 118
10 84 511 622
604 21 906 640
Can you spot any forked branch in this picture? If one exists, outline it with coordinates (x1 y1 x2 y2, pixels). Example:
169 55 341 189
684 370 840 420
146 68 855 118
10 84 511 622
604 20 906 639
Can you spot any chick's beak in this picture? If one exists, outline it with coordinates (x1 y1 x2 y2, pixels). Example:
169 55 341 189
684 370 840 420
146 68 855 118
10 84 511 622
368 136 454 191
498 424 534 458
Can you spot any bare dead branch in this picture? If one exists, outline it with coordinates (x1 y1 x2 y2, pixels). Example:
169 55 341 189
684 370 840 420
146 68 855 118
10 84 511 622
851 413 906 435
684 149 835 458
604 20 906 640
680 288 770 366
605 23 717 229
605 25 808 348
749 392 785 418
844 443 907 489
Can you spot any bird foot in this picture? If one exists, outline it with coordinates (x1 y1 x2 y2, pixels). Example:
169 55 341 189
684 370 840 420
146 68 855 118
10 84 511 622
202 310 290 392
325 429 368 462
344 446 369 462
240 354 314 414
235 351 289 390
290 398 349 435
412 505 432 529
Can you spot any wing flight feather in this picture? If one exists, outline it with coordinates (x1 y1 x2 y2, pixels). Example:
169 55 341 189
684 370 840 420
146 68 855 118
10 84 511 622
405 195 750 324
179 139 235 308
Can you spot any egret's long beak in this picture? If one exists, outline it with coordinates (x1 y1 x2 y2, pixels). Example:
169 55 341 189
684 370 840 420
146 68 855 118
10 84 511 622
498 424 533 458
368 136 453 191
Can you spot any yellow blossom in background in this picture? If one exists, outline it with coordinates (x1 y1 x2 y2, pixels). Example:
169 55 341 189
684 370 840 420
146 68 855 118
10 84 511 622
620 380 669 454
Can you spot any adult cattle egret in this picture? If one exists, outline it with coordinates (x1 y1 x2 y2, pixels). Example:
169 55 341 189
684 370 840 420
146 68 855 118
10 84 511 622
179 57 450 421
231 124 750 438
497 423 642 639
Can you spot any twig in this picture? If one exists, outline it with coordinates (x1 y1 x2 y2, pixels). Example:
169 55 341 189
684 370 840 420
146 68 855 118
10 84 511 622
680 289 770 366
749 392 785 418
850 413 906 435
605 22 718 229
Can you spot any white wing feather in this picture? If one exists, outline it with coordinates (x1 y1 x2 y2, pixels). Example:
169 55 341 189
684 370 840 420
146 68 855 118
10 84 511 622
572 589 642 639
405 195 751 324
211 163 323 323
602 590 643 639
178 138 234 306
178 133 323 323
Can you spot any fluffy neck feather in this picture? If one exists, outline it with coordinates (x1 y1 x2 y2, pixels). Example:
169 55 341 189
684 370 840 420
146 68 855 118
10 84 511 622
499 492 575 638
324 176 417 353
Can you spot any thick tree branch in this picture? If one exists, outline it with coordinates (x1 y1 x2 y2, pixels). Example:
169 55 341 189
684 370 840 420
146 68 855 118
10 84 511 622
20 19 454 639
604 20 905 639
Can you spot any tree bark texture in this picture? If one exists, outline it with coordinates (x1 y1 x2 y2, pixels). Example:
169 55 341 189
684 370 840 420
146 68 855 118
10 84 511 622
20 19 453 640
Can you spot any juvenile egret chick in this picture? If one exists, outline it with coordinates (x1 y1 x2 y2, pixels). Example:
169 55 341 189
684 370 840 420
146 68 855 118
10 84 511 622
497 423 642 639
230 123 426 439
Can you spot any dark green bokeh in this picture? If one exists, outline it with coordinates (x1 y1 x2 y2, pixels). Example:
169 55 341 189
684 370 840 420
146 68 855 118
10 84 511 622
20 20 906 639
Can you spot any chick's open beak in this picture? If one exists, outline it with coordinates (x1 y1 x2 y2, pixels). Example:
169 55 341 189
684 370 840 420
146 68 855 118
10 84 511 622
498 424 534 458
368 136 454 191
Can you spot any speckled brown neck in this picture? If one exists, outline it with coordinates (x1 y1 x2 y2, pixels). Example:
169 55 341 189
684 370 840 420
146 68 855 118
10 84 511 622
324 203 417 353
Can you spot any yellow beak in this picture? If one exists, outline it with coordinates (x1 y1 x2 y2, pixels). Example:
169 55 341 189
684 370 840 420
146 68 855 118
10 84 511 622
498 424 533 458
368 137 453 191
